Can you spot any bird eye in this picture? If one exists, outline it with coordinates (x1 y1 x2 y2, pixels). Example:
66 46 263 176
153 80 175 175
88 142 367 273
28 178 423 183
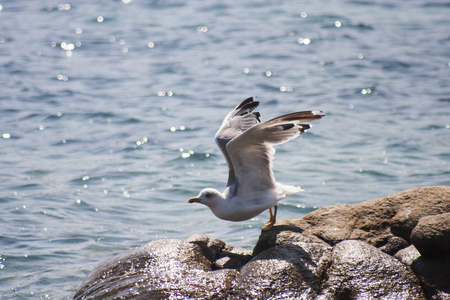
205 192 211 198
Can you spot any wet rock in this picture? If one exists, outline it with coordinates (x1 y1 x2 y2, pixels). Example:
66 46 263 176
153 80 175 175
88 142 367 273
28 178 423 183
318 240 425 300
231 242 331 299
214 244 253 270
410 212 450 257
186 234 226 262
253 219 328 256
73 237 237 300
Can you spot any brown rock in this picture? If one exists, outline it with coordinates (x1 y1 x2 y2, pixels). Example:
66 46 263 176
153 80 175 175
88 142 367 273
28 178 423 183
279 186 450 249
390 187 450 242
411 212 450 257
394 244 421 266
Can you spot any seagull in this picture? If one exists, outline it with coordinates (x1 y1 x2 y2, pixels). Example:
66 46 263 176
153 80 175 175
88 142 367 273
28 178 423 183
188 97 323 231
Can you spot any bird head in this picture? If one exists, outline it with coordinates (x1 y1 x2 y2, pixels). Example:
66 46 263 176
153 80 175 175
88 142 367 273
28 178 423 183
188 188 224 208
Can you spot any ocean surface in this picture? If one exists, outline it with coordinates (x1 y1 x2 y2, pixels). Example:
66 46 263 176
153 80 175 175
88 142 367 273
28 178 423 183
0 0 449 298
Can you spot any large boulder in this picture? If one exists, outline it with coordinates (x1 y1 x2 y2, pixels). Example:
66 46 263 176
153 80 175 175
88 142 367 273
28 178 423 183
283 186 450 250
408 212 450 299
318 240 425 299
231 241 332 299
74 186 450 299
73 237 238 300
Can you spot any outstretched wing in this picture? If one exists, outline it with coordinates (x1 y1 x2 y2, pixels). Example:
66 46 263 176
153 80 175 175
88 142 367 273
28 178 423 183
215 97 261 187
226 111 323 201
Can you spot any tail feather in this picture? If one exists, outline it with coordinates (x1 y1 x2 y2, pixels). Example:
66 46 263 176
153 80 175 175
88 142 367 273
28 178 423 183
275 183 303 201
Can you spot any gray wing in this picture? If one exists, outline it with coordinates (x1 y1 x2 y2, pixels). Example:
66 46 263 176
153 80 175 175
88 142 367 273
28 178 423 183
215 97 261 187
226 111 324 201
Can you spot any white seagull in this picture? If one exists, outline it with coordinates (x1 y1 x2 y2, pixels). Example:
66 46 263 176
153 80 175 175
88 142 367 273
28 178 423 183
189 97 323 231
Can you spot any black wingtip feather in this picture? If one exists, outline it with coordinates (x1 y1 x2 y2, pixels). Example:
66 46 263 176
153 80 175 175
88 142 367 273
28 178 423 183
281 123 295 130
254 112 261 122
299 124 311 130
235 97 256 109
235 97 259 116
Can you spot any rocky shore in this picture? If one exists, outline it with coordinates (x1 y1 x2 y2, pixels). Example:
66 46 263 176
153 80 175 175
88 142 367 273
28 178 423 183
74 186 450 299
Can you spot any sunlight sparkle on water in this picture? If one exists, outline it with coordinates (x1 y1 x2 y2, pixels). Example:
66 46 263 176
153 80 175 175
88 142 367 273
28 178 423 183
170 126 185 132
280 86 293 92
58 4 71 11
297 37 311 45
57 74 68 81
61 42 75 50
197 26 208 33
158 91 173 96
136 137 148 146
181 150 195 158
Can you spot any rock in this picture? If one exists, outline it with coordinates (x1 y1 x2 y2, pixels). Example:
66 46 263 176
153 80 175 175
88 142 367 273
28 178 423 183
378 235 409 255
412 256 450 300
74 187 450 299
214 244 253 270
410 212 450 257
394 244 421 266
253 218 329 256
186 234 226 261
73 237 237 300
231 242 332 299
408 212 450 300
390 187 450 242
318 240 425 300
278 186 450 250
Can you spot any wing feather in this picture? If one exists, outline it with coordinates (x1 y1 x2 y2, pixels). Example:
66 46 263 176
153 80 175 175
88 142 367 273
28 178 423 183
226 111 323 201
215 97 261 187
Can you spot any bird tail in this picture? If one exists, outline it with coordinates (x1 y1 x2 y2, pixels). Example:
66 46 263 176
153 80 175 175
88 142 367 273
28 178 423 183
275 183 303 201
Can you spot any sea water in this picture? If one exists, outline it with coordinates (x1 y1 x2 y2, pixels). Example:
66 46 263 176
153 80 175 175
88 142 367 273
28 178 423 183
0 0 449 298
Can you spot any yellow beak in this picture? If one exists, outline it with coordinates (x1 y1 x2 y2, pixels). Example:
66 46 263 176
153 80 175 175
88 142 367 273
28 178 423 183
188 197 200 203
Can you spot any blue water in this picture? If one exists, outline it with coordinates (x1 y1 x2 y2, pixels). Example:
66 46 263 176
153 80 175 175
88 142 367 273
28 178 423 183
0 0 449 298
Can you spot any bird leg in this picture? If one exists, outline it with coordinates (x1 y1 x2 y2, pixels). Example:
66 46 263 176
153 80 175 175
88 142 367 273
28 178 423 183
262 205 278 231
